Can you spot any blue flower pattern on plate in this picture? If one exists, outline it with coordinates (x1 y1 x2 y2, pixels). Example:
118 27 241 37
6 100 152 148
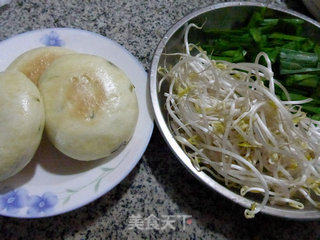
0 188 58 216
40 31 64 46
27 192 58 216
0 189 29 214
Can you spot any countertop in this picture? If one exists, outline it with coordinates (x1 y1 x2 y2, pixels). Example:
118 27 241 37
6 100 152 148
0 0 320 239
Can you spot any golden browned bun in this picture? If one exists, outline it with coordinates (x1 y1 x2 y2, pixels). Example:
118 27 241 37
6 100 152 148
39 54 139 161
7 47 75 86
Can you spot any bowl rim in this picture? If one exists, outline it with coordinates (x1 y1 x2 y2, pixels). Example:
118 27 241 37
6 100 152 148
149 1 320 220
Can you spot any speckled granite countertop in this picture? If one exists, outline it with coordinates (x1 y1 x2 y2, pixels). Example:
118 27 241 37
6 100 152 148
0 0 319 239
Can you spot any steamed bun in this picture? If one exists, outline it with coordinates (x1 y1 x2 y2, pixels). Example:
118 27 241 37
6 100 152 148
7 47 75 86
0 71 45 181
38 54 139 161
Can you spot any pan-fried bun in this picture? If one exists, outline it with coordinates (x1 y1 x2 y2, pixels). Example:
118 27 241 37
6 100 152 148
7 47 75 86
39 54 139 161
0 71 45 181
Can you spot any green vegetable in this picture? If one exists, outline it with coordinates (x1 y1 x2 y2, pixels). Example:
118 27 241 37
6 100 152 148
281 60 305 71
301 39 315 52
280 49 318 68
286 74 318 85
282 92 308 101
280 68 320 75
260 18 278 27
285 74 319 89
281 41 302 51
315 45 320 61
250 28 262 43
297 78 318 88
269 33 306 41
282 18 304 25
248 9 265 28
204 29 246 36
311 114 320 121
210 56 233 62
302 105 320 114
212 49 247 62
198 9 320 118
261 47 280 63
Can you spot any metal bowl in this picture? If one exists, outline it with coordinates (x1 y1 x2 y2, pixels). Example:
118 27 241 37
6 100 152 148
150 2 320 219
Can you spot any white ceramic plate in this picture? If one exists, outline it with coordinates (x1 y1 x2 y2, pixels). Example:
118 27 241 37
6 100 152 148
0 28 154 218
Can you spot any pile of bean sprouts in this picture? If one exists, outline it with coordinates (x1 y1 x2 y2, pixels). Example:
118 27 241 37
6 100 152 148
159 24 320 218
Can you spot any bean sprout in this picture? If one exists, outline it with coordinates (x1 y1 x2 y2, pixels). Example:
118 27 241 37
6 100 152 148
159 24 320 218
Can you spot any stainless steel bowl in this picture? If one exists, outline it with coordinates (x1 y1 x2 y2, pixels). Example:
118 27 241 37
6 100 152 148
150 2 320 219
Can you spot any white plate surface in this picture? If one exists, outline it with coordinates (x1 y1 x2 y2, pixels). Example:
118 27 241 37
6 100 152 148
0 28 154 218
